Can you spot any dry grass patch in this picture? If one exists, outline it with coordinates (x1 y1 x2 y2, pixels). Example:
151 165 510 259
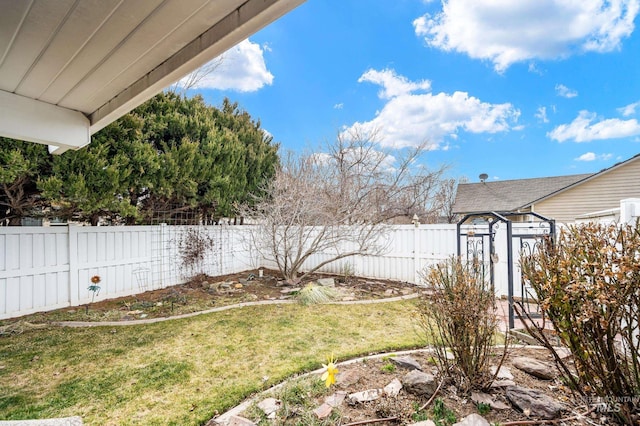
0 300 424 425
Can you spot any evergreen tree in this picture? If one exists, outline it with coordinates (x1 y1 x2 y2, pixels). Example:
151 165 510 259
38 92 278 225
0 138 51 225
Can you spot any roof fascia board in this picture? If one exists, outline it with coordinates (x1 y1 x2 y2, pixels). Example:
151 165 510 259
0 89 89 154
89 0 305 134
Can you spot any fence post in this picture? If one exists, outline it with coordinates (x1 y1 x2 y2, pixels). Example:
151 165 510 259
413 221 420 284
67 224 78 306
160 223 167 287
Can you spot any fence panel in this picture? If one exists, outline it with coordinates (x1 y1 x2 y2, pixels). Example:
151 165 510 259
72 225 156 305
0 227 70 318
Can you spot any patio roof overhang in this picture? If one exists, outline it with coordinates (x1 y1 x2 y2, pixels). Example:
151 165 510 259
0 0 304 154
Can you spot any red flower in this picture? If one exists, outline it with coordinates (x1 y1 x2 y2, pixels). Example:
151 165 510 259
91 275 101 284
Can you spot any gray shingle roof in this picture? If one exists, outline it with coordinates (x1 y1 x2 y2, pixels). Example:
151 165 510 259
452 173 593 214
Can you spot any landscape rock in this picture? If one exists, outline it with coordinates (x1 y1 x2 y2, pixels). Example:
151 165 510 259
313 403 333 419
280 287 300 294
471 392 510 410
506 386 564 419
408 421 436 426
390 355 423 371
490 379 516 388
490 365 514 380
348 389 383 404
218 282 232 290
316 278 336 287
453 413 490 426
226 415 256 426
383 378 403 397
512 356 557 380
325 391 347 407
402 370 438 397
336 369 360 386
257 397 280 419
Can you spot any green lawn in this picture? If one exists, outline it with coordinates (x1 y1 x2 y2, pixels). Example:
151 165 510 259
0 300 425 425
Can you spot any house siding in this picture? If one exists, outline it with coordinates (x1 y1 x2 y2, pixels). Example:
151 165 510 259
534 158 640 223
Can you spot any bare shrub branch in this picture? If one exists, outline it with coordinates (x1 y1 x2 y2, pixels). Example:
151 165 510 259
520 222 640 424
417 256 508 393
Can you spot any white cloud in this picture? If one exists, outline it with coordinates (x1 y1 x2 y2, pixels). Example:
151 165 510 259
576 152 613 161
413 0 640 72
618 100 640 116
334 103 344 109
177 39 273 92
343 69 520 149
358 69 431 99
548 110 640 142
535 106 549 123
555 84 578 98
576 152 596 161
528 63 545 75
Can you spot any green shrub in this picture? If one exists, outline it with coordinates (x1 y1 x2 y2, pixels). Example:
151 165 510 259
520 222 640 424
417 257 507 393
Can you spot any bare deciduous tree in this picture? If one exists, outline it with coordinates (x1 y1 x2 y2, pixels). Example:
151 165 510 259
434 177 467 224
166 56 225 94
240 129 447 284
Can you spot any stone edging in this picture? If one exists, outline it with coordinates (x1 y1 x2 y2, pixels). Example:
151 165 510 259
210 343 562 425
53 293 422 328
210 347 435 425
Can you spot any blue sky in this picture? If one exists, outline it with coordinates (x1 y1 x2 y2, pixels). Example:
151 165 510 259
182 0 640 182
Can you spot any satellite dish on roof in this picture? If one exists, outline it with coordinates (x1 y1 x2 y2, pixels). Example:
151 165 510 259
479 173 488 182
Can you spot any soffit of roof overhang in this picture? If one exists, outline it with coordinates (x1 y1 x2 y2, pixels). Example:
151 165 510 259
0 0 305 154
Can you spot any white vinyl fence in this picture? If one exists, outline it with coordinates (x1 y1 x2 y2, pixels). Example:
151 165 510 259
7 215 640 320
279 224 458 283
0 224 260 320
0 223 458 320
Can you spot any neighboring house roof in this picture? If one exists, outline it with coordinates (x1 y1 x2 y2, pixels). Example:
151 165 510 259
453 153 640 215
452 174 593 214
